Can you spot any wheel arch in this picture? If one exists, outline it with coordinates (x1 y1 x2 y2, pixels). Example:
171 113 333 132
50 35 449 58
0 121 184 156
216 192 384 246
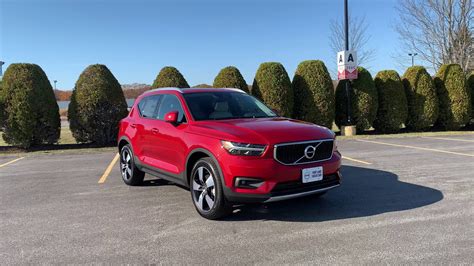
118 136 132 153
185 148 224 187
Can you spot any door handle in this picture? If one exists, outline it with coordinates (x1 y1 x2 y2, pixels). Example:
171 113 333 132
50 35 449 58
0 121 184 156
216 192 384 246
130 123 137 128
151 128 160 134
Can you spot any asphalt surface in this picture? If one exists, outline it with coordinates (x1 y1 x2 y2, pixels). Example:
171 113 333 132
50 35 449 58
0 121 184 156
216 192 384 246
1 134 473 264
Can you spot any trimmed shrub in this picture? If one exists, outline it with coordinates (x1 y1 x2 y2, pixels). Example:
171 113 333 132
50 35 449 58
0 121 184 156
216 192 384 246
152 66 189 88
0 80 3 128
68 64 128 145
434 64 471 130
1 63 60 148
468 71 474 119
402 66 439 131
213 66 248 92
251 62 293 117
293 60 335 128
335 66 378 131
373 70 408 133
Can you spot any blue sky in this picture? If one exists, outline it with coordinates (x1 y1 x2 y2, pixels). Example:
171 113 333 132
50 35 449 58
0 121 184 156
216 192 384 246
0 0 405 90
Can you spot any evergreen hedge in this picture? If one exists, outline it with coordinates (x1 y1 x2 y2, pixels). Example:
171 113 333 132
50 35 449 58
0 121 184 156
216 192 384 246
1 63 60 148
152 66 189 88
68 64 128 145
293 60 335 128
373 70 408 133
251 62 293 117
402 66 439 131
335 66 378 131
213 66 248 92
0 80 3 128
434 64 471 130
467 71 474 119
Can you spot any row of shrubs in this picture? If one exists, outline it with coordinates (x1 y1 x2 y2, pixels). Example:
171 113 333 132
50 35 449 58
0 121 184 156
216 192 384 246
0 62 473 148
221 61 473 133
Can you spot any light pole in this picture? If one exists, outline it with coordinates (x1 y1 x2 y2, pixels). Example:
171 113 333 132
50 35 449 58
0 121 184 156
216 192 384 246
53 80 57 90
408 53 418 66
344 0 352 124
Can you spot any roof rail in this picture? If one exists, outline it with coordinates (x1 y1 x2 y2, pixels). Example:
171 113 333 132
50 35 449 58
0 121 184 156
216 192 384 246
147 87 183 93
221 88 246 93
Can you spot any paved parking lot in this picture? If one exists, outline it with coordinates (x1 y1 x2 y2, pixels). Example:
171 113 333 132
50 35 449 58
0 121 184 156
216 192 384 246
1 134 473 264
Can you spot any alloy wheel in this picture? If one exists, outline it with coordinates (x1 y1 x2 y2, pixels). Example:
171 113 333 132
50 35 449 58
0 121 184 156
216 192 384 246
192 166 216 212
120 149 132 181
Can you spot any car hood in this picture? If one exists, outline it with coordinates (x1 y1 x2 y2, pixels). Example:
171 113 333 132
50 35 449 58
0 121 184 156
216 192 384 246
190 117 335 144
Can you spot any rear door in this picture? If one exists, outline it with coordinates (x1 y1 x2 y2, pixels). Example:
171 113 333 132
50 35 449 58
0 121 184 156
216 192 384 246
146 94 189 175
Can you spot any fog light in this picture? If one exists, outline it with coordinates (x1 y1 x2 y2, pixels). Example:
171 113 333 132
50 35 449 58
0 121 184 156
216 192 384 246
235 177 264 189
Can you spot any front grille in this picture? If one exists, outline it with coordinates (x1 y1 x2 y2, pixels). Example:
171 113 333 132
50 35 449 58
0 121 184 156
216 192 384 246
274 139 334 165
271 173 340 197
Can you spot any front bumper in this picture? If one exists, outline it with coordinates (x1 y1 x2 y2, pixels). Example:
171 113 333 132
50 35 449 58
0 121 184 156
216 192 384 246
218 149 342 203
223 171 342 203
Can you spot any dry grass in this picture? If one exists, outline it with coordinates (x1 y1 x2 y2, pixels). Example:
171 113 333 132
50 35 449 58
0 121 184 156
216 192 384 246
0 127 76 147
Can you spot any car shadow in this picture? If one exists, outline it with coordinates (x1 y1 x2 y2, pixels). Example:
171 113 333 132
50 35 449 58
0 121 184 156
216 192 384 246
141 178 173 187
224 165 443 222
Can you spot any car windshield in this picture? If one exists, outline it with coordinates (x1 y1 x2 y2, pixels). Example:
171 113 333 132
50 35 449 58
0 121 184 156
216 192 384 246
183 91 278 121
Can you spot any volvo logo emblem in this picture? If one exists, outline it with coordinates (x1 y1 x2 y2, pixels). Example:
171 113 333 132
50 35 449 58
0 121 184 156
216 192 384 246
304 145 316 159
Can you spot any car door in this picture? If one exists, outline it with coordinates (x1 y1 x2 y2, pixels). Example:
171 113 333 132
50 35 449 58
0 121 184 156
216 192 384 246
134 94 162 164
146 94 188 176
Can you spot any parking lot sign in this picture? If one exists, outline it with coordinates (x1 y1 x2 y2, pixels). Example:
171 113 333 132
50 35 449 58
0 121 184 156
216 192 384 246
337 50 358 80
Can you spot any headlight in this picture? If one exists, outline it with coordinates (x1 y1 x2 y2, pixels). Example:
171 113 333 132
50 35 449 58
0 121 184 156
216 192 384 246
221 141 266 156
333 137 338 152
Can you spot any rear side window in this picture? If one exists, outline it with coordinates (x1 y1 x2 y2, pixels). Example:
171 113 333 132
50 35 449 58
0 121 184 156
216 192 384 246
157 94 186 123
137 95 162 118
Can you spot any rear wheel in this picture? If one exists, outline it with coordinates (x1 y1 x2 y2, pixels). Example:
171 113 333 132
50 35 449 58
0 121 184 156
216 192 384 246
120 144 145 186
190 158 232 219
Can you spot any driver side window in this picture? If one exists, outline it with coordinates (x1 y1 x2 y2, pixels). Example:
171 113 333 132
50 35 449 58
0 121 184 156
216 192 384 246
157 94 186 123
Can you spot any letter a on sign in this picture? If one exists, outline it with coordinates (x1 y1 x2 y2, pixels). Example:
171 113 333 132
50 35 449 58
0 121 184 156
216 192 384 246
337 50 358 80
348 53 354 62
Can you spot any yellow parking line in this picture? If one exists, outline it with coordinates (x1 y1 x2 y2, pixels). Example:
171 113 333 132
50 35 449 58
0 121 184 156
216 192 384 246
0 157 25 168
98 153 120 184
423 136 474 143
357 139 474 157
342 156 372 165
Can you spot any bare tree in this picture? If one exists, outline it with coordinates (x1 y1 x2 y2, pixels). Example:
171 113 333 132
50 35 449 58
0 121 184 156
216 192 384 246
395 0 473 72
330 16 376 66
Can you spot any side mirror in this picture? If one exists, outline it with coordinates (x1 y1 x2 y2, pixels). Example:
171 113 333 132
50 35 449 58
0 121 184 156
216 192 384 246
164 111 179 124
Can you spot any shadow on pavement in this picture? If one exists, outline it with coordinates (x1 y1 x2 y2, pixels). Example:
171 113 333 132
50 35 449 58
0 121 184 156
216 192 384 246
141 179 173 186
226 165 444 222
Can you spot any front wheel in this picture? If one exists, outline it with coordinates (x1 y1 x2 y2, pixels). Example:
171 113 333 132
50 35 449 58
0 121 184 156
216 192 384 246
120 144 145 186
190 158 232 220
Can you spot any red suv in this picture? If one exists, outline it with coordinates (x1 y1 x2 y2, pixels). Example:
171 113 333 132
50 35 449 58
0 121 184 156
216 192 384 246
118 88 341 219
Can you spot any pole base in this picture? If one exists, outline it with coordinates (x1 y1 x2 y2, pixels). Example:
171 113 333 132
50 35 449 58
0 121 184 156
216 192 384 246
341 125 356 136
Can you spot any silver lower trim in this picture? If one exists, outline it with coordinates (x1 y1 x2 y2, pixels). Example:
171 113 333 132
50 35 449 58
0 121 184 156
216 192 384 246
263 184 340 203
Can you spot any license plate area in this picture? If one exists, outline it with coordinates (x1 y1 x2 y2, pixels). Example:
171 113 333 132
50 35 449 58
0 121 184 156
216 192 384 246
302 166 323 183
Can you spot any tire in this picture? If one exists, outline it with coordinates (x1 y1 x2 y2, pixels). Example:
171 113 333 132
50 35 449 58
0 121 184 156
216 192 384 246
120 144 145 186
190 158 232 219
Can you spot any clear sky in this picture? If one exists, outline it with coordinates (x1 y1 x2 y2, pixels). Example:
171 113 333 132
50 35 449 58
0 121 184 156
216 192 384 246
0 0 406 90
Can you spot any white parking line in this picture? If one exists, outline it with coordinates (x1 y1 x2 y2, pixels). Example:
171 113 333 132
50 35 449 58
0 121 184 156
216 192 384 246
357 139 474 157
422 136 474 143
342 156 372 165
0 157 25 168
